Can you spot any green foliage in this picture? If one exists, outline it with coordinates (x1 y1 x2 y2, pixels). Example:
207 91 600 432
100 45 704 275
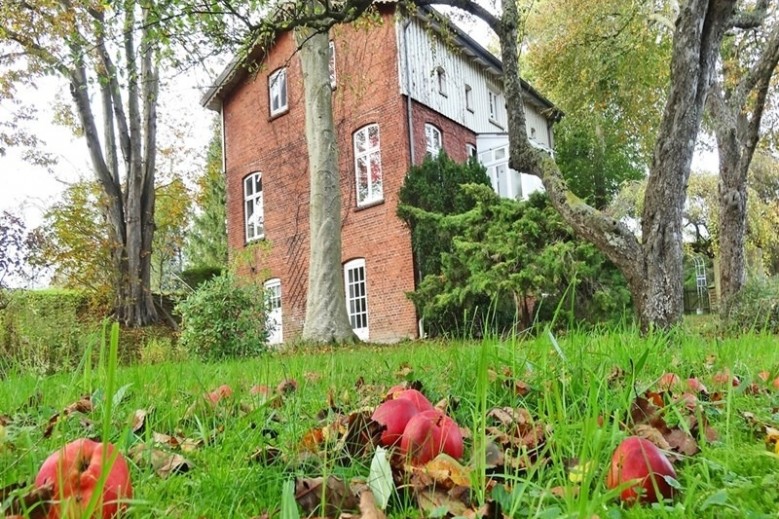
152 177 192 292
397 153 492 280
410 188 631 336
176 273 269 361
180 266 225 290
0 289 92 374
36 180 115 307
185 123 228 270
554 115 645 208
727 276 779 334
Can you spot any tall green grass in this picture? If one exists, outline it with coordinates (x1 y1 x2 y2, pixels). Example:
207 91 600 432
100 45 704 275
2 328 779 517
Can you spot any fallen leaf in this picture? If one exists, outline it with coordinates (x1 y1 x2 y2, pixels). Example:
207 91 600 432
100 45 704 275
294 476 359 517
665 428 699 456
132 409 149 434
357 487 387 519
277 379 298 395
248 445 282 465
42 395 93 438
129 444 194 478
1 482 52 519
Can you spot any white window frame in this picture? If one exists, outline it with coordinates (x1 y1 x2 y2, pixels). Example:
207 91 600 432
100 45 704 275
353 124 383 206
329 40 337 89
425 123 443 157
269 68 288 117
436 67 447 96
465 84 473 112
244 172 264 242
344 258 369 340
466 143 477 159
264 278 282 345
488 89 501 125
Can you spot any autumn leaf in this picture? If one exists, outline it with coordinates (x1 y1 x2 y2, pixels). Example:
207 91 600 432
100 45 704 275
294 476 359 517
42 395 93 438
0 482 52 519
129 444 194 478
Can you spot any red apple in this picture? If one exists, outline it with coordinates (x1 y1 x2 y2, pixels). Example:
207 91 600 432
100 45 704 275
393 389 434 412
658 372 679 390
400 410 463 464
686 377 708 394
205 384 233 405
606 436 676 504
35 438 132 518
371 398 419 446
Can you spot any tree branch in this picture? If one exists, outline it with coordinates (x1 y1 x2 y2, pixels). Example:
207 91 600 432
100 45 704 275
730 0 770 29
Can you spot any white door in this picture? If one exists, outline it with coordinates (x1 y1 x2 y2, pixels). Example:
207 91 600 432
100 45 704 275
264 279 283 345
344 259 369 340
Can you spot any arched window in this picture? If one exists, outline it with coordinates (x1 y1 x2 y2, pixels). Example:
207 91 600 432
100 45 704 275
353 124 383 206
243 172 264 242
343 258 369 340
425 124 443 157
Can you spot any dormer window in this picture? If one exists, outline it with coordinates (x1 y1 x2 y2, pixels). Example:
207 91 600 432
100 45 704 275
436 67 447 97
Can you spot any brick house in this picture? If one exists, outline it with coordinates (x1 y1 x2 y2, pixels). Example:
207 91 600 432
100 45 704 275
201 4 558 344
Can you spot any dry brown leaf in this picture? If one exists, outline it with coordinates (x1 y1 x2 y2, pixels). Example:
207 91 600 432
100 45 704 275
634 424 672 452
42 395 93 438
132 409 149 434
665 428 699 456
277 379 298 395
487 407 532 427
607 366 625 384
514 380 531 397
304 371 321 383
129 444 194 478
295 476 359 517
416 487 473 517
1 482 52 519
248 445 282 465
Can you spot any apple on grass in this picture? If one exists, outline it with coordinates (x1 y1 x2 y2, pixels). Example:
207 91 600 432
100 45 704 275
391 389 435 413
400 409 464 465
606 436 676 504
371 398 419 447
35 438 132 518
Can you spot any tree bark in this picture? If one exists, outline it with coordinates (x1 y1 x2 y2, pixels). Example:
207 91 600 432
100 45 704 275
296 22 358 343
490 0 735 331
710 16 779 318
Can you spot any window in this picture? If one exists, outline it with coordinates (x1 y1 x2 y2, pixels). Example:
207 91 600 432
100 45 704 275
436 67 447 96
344 259 368 340
269 68 288 116
329 40 336 89
244 172 264 242
530 127 537 140
353 124 383 206
479 145 522 200
488 89 500 124
466 143 477 159
264 278 282 345
425 123 442 157
465 84 473 112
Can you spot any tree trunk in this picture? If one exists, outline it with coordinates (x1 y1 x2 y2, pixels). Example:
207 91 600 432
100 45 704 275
710 18 779 318
492 0 734 331
296 23 358 343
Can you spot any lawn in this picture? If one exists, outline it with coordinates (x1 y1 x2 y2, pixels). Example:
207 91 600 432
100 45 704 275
2 327 779 518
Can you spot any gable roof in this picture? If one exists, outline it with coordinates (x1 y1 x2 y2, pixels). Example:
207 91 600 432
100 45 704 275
201 2 561 119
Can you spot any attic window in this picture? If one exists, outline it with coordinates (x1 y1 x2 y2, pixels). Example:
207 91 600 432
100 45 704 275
269 68 288 117
436 67 447 97
465 84 473 112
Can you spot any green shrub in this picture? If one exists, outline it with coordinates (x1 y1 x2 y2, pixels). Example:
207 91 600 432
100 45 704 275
176 273 269 360
727 276 779 334
0 289 93 374
180 266 224 290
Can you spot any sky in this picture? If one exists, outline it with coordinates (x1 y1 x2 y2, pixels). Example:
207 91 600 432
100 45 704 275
0 72 216 230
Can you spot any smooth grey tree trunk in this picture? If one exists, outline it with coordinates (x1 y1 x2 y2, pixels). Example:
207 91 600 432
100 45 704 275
296 24 358 343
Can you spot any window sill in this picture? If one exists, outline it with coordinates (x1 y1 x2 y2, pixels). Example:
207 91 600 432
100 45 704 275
245 235 266 246
439 91 448 98
466 107 474 114
489 118 504 130
269 108 289 121
356 198 385 211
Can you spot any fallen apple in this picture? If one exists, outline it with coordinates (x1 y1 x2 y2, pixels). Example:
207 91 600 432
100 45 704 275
371 398 419 447
35 438 133 518
606 436 676 504
205 384 233 405
400 409 463 464
392 389 435 412
658 372 679 390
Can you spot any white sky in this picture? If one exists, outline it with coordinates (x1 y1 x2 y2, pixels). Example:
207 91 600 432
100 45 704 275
0 73 216 230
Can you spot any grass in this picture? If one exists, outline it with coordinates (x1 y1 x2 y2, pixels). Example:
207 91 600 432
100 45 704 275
2 327 779 517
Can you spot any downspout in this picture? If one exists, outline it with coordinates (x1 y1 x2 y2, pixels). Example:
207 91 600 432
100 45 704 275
402 16 424 338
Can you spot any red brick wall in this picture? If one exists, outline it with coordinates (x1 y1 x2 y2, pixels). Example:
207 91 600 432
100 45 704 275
410 101 478 165
221 11 419 343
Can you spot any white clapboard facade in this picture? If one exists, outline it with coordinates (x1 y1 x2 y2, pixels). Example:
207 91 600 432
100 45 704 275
396 10 557 200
